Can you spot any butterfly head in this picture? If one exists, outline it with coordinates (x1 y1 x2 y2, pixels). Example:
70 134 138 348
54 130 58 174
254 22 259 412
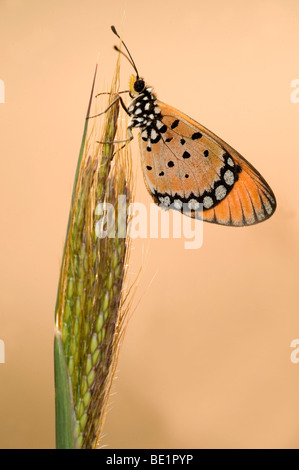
129 74 146 95
111 26 146 92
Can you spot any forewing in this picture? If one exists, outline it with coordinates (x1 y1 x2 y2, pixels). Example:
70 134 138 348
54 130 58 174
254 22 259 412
139 100 276 226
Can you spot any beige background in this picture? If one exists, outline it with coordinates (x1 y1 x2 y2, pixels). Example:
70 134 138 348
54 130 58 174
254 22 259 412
0 0 299 448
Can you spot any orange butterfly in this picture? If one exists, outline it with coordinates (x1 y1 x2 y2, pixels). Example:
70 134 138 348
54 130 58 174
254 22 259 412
107 26 276 226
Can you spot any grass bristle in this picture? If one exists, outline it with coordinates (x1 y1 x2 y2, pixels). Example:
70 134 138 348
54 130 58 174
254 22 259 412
55 51 134 449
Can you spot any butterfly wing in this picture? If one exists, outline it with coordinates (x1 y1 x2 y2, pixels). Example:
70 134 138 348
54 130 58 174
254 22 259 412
139 100 276 226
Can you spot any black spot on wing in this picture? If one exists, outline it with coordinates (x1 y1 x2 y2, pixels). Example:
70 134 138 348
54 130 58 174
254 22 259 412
182 151 191 159
171 119 179 129
192 132 202 140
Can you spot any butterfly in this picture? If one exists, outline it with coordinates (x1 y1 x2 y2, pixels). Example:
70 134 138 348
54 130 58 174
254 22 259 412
103 26 276 227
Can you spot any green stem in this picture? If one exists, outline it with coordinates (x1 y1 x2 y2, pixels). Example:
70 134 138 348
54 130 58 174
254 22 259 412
54 331 76 449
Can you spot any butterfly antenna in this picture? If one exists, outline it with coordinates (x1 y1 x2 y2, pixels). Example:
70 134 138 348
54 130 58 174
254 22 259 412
111 25 140 78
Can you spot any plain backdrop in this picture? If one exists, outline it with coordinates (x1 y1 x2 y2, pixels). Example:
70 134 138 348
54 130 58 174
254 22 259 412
0 0 299 448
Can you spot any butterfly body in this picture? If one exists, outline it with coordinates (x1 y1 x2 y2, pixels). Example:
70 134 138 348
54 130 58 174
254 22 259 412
109 26 276 226
126 81 276 226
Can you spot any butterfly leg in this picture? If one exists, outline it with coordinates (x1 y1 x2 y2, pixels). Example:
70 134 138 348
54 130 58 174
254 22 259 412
88 96 121 119
95 90 130 98
97 126 133 145
96 126 133 161
94 93 134 145
89 93 132 120
88 93 134 156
